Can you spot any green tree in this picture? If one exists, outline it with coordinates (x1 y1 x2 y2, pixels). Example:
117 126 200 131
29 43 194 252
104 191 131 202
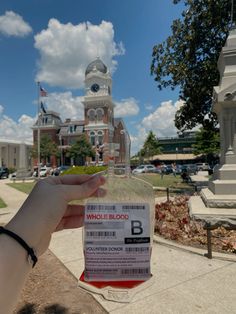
30 134 59 164
192 126 220 164
138 131 162 160
151 0 231 132
68 134 95 166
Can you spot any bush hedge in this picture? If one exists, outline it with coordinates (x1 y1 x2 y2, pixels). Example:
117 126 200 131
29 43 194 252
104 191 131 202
61 165 108 175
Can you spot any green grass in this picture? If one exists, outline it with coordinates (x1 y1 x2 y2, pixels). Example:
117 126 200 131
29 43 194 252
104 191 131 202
137 173 195 196
138 173 185 187
7 182 36 195
0 197 7 208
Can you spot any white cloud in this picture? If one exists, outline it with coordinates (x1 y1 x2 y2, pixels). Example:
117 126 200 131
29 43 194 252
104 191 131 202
0 107 35 143
0 11 32 37
114 97 139 117
130 100 184 155
43 92 84 121
34 19 125 89
141 100 180 137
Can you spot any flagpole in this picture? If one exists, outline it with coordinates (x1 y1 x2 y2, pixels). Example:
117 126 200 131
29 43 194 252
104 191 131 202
37 81 41 178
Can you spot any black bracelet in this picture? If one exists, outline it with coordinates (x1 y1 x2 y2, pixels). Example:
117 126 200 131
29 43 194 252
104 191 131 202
0 226 38 267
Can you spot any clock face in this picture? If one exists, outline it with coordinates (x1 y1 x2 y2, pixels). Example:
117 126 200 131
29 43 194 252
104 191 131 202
91 83 100 93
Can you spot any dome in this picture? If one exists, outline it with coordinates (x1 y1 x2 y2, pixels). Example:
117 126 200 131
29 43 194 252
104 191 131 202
85 58 107 76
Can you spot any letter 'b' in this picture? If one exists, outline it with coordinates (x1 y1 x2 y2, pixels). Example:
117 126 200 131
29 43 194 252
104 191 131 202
131 220 143 235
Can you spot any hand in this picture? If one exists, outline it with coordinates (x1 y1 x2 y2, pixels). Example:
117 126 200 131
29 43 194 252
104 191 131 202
6 174 106 256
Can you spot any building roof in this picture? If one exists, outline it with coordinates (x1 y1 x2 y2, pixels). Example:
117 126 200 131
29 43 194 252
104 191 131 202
152 153 200 161
85 57 107 76
0 138 32 146
61 119 85 126
114 117 124 127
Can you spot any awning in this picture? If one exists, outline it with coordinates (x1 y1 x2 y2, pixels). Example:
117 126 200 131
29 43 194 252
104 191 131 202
152 153 200 161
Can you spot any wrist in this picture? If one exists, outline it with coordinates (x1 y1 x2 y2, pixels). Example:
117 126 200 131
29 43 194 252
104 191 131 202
0 227 37 267
5 208 51 256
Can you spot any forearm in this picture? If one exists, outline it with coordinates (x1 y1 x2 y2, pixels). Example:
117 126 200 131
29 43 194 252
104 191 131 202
0 234 31 314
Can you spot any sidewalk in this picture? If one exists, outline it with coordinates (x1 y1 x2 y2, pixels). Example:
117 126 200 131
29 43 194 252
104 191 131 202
0 179 236 313
0 178 28 224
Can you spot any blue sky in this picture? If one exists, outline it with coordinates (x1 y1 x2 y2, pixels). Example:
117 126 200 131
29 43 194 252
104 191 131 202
0 0 184 154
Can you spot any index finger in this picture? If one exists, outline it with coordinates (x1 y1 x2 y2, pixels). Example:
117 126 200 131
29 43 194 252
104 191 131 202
61 175 106 202
47 174 104 186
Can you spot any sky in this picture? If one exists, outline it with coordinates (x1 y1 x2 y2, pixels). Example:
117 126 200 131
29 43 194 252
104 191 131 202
0 0 185 155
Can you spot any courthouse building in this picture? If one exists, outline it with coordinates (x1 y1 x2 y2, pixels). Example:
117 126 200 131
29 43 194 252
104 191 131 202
32 58 129 166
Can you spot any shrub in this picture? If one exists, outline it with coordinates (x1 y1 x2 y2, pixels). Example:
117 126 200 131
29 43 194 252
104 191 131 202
62 165 108 175
8 167 16 174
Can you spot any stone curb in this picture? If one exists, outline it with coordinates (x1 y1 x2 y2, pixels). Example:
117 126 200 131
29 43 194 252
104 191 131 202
153 234 236 262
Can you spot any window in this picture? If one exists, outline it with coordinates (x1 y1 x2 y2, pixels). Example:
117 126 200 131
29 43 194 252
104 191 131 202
68 125 77 134
88 109 96 122
42 117 48 124
97 131 103 145
90 131 95 146
96 108 104 122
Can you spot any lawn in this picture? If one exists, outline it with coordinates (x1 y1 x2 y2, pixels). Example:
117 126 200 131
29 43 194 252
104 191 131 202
0 197 7 208
138 173 195 196
7 182 36 195
139 173 183 187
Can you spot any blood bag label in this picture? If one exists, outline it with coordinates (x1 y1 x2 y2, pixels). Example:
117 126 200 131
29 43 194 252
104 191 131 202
84 202 151 281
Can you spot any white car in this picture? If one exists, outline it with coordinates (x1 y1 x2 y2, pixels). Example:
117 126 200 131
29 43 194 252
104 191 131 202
39 166 51 177
132 164 156 174
196 163 210 171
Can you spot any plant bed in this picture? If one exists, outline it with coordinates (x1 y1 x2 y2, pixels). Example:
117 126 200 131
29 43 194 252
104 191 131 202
155 196 236 254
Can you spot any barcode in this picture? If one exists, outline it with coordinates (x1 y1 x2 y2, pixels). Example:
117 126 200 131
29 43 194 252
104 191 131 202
121 268 149 275
86 269 118 273
87 205 116 211
125 247 149 252
86 231 116 237
122 205 145 210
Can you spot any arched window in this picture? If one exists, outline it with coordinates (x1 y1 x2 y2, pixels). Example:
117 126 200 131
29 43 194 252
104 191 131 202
90 131 96 146
97 131 103 145
96 108 104 122
88 109 96 122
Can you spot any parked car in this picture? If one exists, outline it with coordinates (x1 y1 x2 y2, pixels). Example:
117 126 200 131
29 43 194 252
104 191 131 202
196 163 210 171
39 166 48 177
53 165 71 176
132 164 156 174
38 166 52 177
175 164 182 175
181 164 197 175
164 165 173 174
0 167 9 179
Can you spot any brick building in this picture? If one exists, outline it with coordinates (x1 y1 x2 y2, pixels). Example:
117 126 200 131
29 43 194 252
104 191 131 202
32 58 129 167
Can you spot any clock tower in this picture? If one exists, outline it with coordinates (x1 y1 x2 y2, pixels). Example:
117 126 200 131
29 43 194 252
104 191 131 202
83 57 115 163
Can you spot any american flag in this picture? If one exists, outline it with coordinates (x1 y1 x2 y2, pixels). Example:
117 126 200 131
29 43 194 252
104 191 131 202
40 86 47 97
